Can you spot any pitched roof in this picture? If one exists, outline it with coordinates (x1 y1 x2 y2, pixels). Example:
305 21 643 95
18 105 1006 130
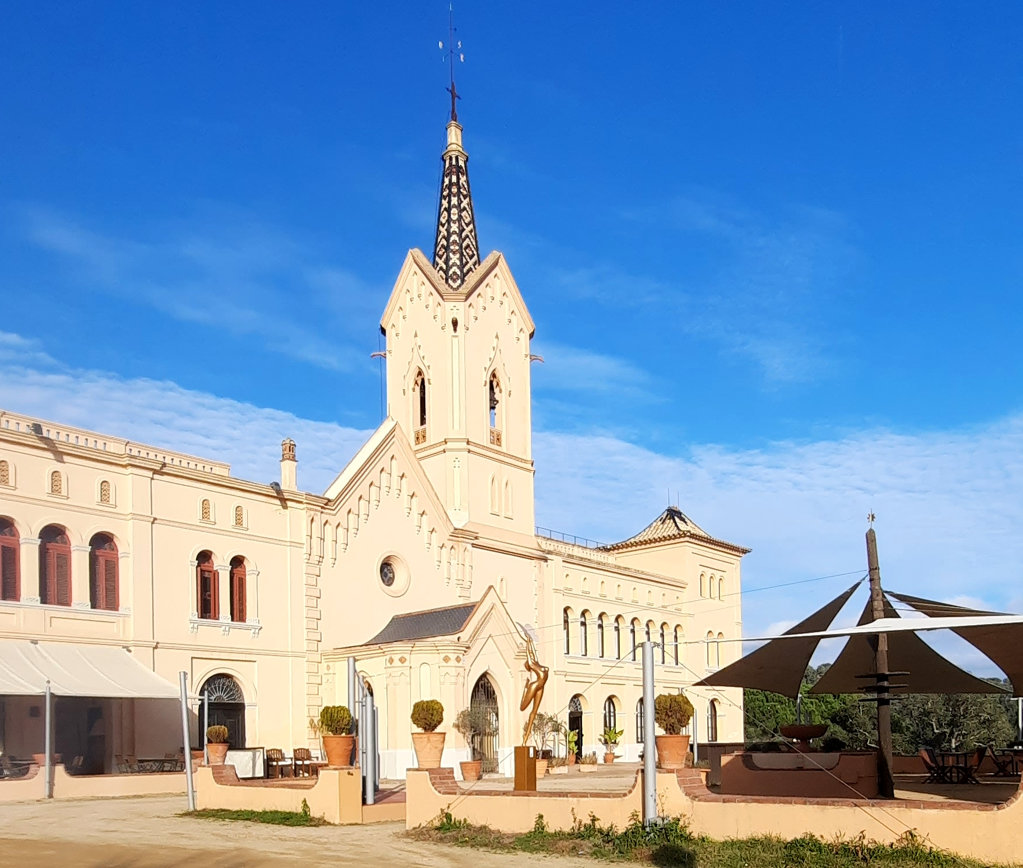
602 506 709 551
364 601 478 646
432 120 480 290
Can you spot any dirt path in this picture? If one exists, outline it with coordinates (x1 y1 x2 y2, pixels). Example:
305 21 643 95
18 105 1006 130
0 796 594 867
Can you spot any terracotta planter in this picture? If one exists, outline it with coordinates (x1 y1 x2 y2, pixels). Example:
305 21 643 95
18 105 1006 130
579 763 597 773
31 753 61 766
535 758 548 778
459 759 482 782
567 753 577 766
412 731 446 769
322 734 355 768
549 764 568 775
655 734 691 769
206 743 229 765
603 751 616 764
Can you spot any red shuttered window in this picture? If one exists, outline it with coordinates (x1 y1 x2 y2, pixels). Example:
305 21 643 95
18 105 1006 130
196 551 217 620
89 533 118 611
229 556 246 623
39 525 71 606
0 519 19 602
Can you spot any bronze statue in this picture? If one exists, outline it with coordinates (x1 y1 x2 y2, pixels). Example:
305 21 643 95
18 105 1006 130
519 635 549 746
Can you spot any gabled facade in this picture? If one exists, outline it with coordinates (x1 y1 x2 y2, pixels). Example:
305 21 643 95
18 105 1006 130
0 106 748 779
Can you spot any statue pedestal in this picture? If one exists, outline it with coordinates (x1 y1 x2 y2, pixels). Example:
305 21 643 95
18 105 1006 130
513 745 536 791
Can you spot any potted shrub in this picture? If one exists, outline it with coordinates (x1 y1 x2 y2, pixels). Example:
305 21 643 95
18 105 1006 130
206 725 229 765
411 699 445 769
548 755 568 775
530 712 559 778
599 726 623 764
319 705 355 768
453 706 494 782
653 692 695 769
564 727 579 765
579 751 598 773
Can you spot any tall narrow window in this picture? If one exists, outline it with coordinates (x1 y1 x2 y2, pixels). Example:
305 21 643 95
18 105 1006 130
488 373 502 446
708 700 719 742
660 624 667 664
716 632 725 668
0 460 11 486
49 471 63 496
705 632 715 668
89 533 118 610
197 551 218 620
99 480 111 504
0 519 19 602
563 608 570 655
673 626 681 666
229 556 246 623
579 612 588 656
597 614 605 658
413 370 427 443
201 499 212 522
603 697 617 732
630 620 638 661
39 525 71 606
614 619 621 659
636 698 645 743
234 506 244 527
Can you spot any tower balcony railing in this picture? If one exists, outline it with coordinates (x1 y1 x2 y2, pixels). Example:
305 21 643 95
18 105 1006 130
488 427 502 446
414 427 426 445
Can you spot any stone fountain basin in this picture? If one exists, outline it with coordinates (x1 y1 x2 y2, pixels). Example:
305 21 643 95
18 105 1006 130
779 724 828 741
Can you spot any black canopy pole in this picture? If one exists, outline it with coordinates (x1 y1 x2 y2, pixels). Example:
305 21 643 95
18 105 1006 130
867 527 895 798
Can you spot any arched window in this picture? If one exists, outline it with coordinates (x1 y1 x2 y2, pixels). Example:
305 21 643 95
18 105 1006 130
489 475 499 513
563 608 570 655
488 373 501 430
39 525 71 606
636 698 645 743
413 369 427 442
699 573 705 597
718 577 724 599
630 620 638 661
660 623 667 664
603 697 617 732
614 618 621 659
673 626 681 666
706 632 715 668
201 674 245 749
201 499 211 522
579 612 588 656
645 621 653 647
229 556 246 623
597 614 605 658
196 551 218 620
0 518 19 601
99 480 111 504
717 631 725 668
708 700 719 742
49 470 63 496
89 533 118 611
233 506 244 527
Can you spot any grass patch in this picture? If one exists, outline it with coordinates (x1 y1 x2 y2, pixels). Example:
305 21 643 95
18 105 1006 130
183 799 326 827
410 812 1010 867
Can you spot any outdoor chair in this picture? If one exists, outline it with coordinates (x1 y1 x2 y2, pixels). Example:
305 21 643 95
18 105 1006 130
990 747 1016 777
959 747 984 785
67 755 85 775
920 748 951 784
0 755 25 780
293 748 315 778
266 748 289 779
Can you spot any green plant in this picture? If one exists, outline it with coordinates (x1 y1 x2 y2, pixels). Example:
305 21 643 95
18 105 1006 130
654 692 695 735
318 705 353 735
530 712 560 752
453 706 496 760
580 751 598 765
564 727 579 756
598 727 623 748
411 699 444 732
206 725 228 744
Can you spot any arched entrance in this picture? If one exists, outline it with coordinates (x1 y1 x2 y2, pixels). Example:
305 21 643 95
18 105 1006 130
568 695 584 760
201 674 246 749
470 675 499 774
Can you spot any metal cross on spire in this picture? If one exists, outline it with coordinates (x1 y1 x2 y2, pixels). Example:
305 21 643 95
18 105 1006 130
439 2 464 121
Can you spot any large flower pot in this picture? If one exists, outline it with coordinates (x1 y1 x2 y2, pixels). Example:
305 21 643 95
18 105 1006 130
459 760 482 782
603 752 616 764
567 753 576 766
535 758 548 778
206 743 229 766
655 734 691 769
412 731 446 769
323 734 355 768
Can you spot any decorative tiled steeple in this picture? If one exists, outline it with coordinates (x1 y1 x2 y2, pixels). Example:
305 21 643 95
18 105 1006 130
432 96 480 290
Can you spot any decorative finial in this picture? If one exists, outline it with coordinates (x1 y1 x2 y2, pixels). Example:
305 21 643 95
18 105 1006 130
867 511 876 527
439 2 464 122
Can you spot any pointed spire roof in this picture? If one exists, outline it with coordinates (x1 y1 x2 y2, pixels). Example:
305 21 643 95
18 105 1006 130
432 104 481 290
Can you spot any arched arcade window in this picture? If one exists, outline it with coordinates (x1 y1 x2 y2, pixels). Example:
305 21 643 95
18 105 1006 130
563 608 570 655
196 551 218 620
229 556 246 623
708 699 719 743
39 525 71 606
597 614 605 658
89 533 118 611
579 612 588 656
0 518 19 602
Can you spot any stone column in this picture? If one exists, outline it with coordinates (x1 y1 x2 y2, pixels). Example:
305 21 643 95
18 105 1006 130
19 538 40 604
71 544 91 608
246 568 259 624
215 564 231 623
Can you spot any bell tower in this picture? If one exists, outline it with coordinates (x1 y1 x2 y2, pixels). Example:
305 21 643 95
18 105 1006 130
379 107 536 538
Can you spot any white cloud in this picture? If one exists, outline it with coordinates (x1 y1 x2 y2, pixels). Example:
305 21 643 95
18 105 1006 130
2 345 1021 676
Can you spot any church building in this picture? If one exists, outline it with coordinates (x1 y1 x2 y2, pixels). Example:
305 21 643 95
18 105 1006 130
0 104 747 778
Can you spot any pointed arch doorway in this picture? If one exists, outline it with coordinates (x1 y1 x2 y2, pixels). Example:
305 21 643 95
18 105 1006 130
201 674 246 749
568 695 584 760
470 675 499 774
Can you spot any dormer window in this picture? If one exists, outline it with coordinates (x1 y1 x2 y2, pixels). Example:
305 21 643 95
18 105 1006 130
413 370 427 445
488 373 502 447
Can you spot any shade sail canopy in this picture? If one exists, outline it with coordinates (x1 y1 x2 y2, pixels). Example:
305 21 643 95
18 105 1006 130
696 581 862 698
695 584 1011 698
0 641 180 698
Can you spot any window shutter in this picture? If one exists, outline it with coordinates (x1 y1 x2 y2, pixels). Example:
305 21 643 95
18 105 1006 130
55 551 70 606
103 556 118 610
230 563 246 623
1 545 17 601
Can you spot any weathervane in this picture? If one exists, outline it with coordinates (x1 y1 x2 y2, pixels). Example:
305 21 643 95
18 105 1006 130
438 2 465 121
867 511 876 527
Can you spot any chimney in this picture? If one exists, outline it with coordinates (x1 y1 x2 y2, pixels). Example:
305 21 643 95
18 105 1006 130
280 438 297 490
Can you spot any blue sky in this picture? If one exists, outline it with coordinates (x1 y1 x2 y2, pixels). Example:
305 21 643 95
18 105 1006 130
2 3 1022 669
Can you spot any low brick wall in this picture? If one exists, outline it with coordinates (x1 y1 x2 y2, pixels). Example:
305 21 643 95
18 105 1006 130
0 763 186 802
718 751 878 798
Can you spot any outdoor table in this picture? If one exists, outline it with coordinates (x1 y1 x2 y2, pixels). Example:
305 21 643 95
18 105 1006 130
0 760 33 779
936 751 978 784
135 757 179 773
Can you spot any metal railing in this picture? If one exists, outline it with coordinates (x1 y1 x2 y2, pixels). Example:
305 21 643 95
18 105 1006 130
535 527 607 550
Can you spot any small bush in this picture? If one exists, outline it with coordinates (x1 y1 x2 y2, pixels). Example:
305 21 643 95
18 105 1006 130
654 693 695 735
206 725 228 744
319 705 353 735
412 699 444 732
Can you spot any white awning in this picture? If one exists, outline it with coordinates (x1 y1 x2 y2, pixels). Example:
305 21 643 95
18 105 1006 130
0 641 180 699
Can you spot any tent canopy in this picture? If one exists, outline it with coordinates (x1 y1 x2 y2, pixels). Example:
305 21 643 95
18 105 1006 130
0 641 180 699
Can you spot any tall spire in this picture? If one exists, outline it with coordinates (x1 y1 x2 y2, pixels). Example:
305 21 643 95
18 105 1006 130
433 6 479 289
